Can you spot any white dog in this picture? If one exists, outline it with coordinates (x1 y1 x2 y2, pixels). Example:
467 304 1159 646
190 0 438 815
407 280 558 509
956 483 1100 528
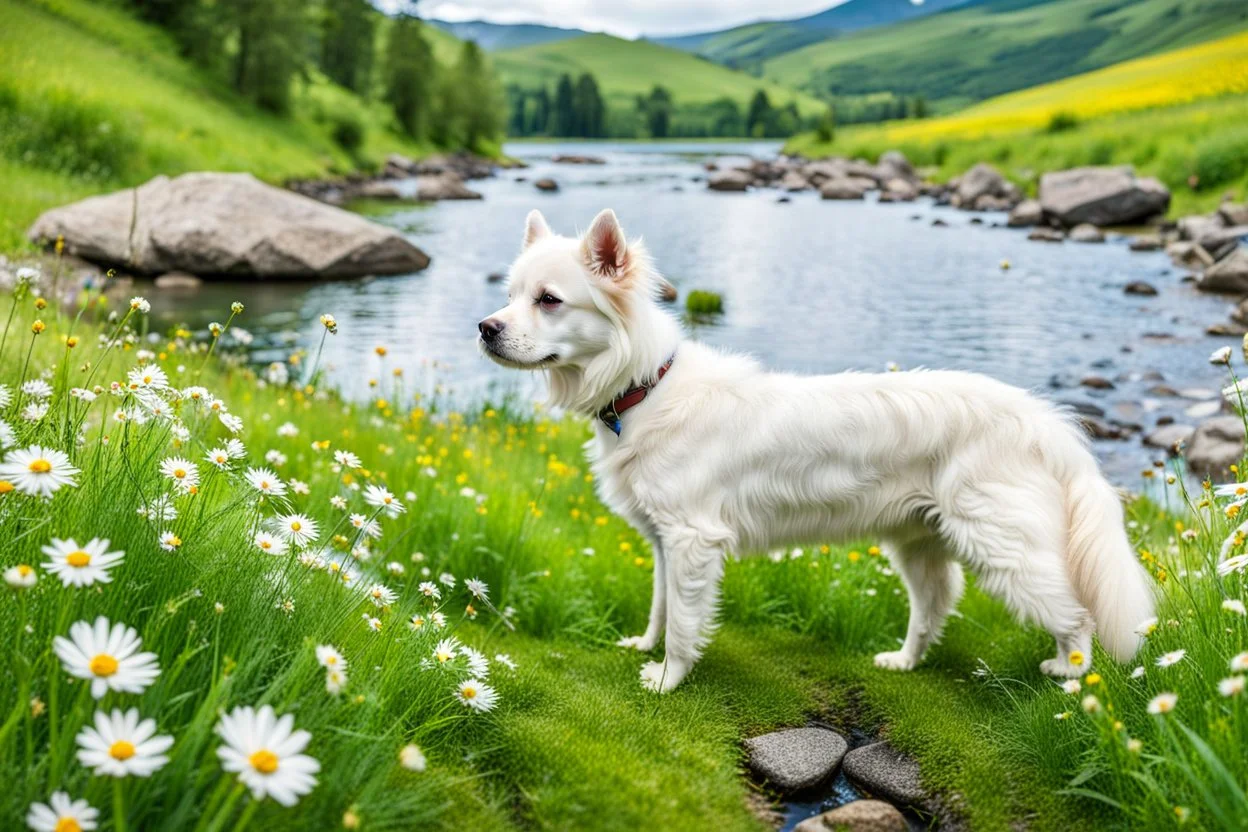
480 208 1155 693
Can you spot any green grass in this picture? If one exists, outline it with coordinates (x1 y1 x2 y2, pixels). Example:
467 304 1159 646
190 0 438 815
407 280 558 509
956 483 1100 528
763 0 1248 111
0 0 448 253
492 33 827 117
4 260 1248 831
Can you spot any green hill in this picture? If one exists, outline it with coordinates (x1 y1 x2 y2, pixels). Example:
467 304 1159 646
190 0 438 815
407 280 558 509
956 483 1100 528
493 33 827 117
764 0 1248 111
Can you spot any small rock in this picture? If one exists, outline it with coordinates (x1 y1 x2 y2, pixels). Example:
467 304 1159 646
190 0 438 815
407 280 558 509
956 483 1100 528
1080 415 1126 439
931 218 948 227
1167 241 1215 269
744 728 849 792
708 170 753 192
534 178 559 192
820 176 872 200
1178 388 1218 400
1206 322 1248 336
1029 227 1065 243
1123 281 1157 296
1144 424 1195 453
154 271 202 289
1080 375 1115 390
842 742 926 807
793 799 908 832
1187 416 1247 478
1220 203 1248 227
1148 384 1180 397
486 272 505 283
1007 199 1042 227
1061 400 1106 418
1128 234 1162 252
551 154 605 164
1186 400 1223 419
1069 223 1105 243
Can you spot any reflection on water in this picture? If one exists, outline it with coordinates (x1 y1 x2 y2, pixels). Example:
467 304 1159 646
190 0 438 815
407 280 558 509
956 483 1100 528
145 140 1236 485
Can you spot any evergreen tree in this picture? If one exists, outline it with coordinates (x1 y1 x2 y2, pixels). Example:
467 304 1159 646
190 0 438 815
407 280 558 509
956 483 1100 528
220 0 308 113
552 74 576 137
572 73 605 138
638 85 673 139
320 0 375 94
451 41 504 150
746 89 772 138
531 87 551 135
382 14 436 138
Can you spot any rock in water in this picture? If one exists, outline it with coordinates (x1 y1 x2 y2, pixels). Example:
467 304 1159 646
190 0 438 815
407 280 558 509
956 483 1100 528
707 170 753 192
1069 223 1106 243
820 177 871 200
415 173 482 201
842 743 926 808
1007 199 1042 227
744 728 849 792
955 163 1008 205
27 172 430 278
1038 166 1170 227
793 800 908 832
1198 248 1248 294
534 178 559 192
1123 281 1158 296
1144 424 1195 454
1186 416 1246 478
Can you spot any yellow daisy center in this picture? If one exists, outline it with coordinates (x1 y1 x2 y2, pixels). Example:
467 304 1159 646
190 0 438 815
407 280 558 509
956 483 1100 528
143 375 153 384
290 521 301 531
249 749 279 774
1068 651 1084 666
261 541 272 550
90 653 119 676
17 564 33 576
54 818 82 832
0 481 14 494
462 685 477 699
173 469 186 479
109 740 136 760
29 459 52 474
260 481 270 489
66 551 91 568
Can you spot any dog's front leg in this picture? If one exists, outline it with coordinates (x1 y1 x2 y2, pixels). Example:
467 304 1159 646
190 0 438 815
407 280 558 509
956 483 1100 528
640 527 724 693
618 540 666 651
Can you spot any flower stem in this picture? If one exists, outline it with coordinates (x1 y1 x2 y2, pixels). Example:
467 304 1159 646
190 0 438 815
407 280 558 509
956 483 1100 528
114 779 128 832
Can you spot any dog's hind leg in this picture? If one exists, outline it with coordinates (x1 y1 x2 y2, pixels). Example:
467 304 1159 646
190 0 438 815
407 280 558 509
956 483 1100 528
618 539 666 651
874 537 965 671
639 523 726 693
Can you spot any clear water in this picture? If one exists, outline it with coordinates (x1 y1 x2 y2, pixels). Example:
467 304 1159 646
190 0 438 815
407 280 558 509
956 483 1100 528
146 140 1238 486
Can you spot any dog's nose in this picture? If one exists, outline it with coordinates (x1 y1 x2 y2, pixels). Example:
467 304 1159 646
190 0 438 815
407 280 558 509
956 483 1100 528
478 317 505 342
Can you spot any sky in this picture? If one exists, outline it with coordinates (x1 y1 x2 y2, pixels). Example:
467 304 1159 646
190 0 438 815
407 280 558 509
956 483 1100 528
388 0 860 39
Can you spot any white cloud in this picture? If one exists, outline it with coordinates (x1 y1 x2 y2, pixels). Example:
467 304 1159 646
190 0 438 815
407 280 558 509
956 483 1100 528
407 0 850 39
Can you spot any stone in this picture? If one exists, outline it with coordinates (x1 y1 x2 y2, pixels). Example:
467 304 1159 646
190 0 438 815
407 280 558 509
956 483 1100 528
955 163 1008 205
820 177 871 200
842 742 925 807
154 271 202 289
1220 203 1248 226
351 180 404 200
1080 375 1115 390
1232 298 1248 326
381 152 418 178
793 800 908 832
882 178 918 201
1007 199 1042 227
1186 400 1223 419
744 728 849 792
551 154 605 164
1206 322 1248 336
877 150 917 183
1039 166 1170 227
707 170 752 192
1123 281 1157 296
486 272 505 283
1069 223 1105 243
1198 248 1248 293
1144 424 1195 453
534 178 559 192
1196 226 1248 258
1128 235 1162 251
1178 213 1225 242
415 173 482 200
1186 416 1246 478
27 172 429 278
1029 227 1065 242
780 171 811 192
974 193 1015 211
1081 415 1126 440
1166 241 1215 269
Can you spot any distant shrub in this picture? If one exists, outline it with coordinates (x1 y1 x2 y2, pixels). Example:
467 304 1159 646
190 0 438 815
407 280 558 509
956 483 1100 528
685 290 724 317
0 81 138 180
1086 137 1117 165
330 113 366 154
1192 130 1248 190
1045 111 1079 133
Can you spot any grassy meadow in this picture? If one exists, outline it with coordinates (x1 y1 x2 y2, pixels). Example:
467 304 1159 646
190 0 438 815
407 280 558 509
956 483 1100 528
3 252 1248 831
786 28 1248 217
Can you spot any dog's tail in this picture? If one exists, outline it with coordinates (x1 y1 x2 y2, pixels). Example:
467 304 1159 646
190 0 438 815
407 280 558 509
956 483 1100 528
1061 456 1155 662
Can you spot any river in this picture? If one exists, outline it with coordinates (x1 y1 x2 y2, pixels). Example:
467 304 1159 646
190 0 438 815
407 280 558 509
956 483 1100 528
147 140 1240 486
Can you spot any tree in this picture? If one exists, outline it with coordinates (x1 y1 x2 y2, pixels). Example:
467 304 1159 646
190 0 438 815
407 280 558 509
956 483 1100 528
320 0 375 94
382 14 436 138
910 95 928 119
638 85 673 139
552 74 576 137
451 41 504 150
815 106 835 143
746 90 772 138
572 73 605 138
220 0 309 113
530 87 551 135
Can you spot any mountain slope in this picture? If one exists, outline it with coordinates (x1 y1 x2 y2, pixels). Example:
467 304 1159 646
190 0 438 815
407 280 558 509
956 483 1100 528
765 0 1248 110
431 19 587 51
493 33 827 115
654 0 974 67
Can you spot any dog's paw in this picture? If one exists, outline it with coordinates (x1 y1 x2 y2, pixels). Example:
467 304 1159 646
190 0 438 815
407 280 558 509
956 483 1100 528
873 650 917 671
639 659 687 693
1040 657 1087 678
617 634 657 651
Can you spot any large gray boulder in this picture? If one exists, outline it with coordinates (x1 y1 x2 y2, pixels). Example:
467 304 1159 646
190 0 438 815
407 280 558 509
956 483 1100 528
1039 166 1170 227
1197 248 1248 294
1186 416 1245 478
744 727 848 792
1144 424 1195 454
1221 203 1248 226
1007 199 1043 227
27 172 429 278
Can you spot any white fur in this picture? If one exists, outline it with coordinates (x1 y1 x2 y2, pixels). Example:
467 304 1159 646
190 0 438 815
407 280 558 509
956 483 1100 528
482 209 1156 693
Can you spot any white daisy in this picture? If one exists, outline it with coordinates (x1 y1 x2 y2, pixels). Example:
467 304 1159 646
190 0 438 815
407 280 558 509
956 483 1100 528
329 495 348 510
75 708 173 777
1156 649 1187 668
138 496 178 523
363 485 405 516
41 538 125 588
430 612 447 629
438 572 456 588
348 514 381 539
1134 617 1158 636
325 668 347 696
53 617 161 699
159 531 182 551
0 445 80 498
399 744 426 772
273 514 318 548
289 478 309 495
26 792 98 832
433 638 458 665
220 413 244 434
1220 676 1246 697
215 705 320 806
0 418 15 449
1210 346 1233 365
465 577 489 601
324 555 360 588
334 450 361 469
253 532 288 557
455 679 498 712
462 646 489 677
315 645 346 670
182 385 210 404
367 583 397 609
129 297 150 313
126 365 169 392
1231 652 1248 672
1130 666 1146 679
1147 692 1178 715
205 448 231 469
363 615 382 632
22 379 53 399
1224 599 1247 616
245 467 287 497
160 457 199 493
224 438 247 459
277 422 299 438
22 401 49 422
264 450 287 468
4 563 37 588
1060 679 1081 694
494 653 517 671
418 581 441 601
0 384 10 409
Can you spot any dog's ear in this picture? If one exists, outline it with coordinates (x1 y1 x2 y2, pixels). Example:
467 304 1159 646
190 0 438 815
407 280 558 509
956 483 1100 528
582 209 630 280
523 209 551 250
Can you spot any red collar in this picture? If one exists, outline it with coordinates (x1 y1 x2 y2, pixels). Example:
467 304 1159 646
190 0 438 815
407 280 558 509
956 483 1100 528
598 357 674 436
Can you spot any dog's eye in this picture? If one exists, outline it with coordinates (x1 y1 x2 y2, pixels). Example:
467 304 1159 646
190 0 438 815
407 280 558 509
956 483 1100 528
539 293 562 308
